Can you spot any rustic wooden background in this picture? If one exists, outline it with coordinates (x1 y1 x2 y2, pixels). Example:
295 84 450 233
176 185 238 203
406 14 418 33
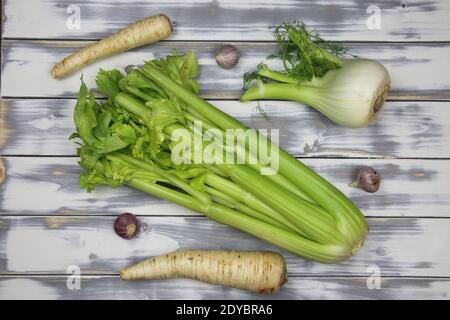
1 0 450 299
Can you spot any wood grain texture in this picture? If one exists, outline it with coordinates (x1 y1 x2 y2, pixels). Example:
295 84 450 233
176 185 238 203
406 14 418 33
2 41 450 99
3 0 450 41
1 157 450 218
1 216 450 277
1 275 449 300
2 99 450 158
2 0 450 300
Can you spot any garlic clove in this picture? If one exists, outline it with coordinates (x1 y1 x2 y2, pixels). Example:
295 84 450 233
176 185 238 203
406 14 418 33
356 167 381 193
114 212 139 240
215 45 240 69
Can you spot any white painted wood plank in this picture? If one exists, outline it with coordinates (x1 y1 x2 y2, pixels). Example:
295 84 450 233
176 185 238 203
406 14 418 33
3 0 450 41
0 275 449 300
2 41 449 99
1 216 450 277
1 157 449 218
2 99 450 158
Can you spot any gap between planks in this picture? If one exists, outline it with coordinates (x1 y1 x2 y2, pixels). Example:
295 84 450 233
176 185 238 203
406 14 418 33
2 157 450 218
2 99 450 159
1 275 449 300
4 0 450 42
2 96 450 102
1 155 450 160
4 38 450 45
2 40 450 100
1 215 450 277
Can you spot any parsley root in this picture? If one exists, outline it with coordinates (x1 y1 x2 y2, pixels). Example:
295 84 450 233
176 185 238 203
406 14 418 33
51 14 172 79
120 250 287 293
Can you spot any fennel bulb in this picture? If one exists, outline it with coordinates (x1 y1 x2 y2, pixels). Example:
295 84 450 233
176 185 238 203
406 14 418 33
241 22 391 128
241 59 391 128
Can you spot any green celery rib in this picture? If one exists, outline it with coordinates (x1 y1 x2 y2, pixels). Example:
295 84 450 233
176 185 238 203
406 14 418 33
185 106 217 128
218 163 348 246
108 153 211 206
136 175 350 263
183 113 316 203
140 65 367 248
204 173 310 238
115 92 345 245
121 86 155 101
125 87 315 203
142 64 250 129
92 160 350 263
121 146 293 229
117 151 308 238
116 91 316 204
204 186 296 233
240 82 368 243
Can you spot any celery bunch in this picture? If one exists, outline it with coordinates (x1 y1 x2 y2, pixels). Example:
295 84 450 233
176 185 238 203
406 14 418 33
72 50 367 263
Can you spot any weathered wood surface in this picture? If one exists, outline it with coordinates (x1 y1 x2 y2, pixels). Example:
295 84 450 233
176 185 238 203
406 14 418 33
1 157 449 218
3 0 450 42
1 276 449 300
1 216 450 277
2 99 450 158
2 41 450 100
2 0 450 301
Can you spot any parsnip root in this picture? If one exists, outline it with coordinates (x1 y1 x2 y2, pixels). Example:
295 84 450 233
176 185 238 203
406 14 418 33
120 250 287 294
0 158 5 185
51 14 172 79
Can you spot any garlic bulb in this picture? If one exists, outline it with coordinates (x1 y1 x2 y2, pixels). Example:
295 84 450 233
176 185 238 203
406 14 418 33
356 167 381 193
215 45 240 69
114 212 139 239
